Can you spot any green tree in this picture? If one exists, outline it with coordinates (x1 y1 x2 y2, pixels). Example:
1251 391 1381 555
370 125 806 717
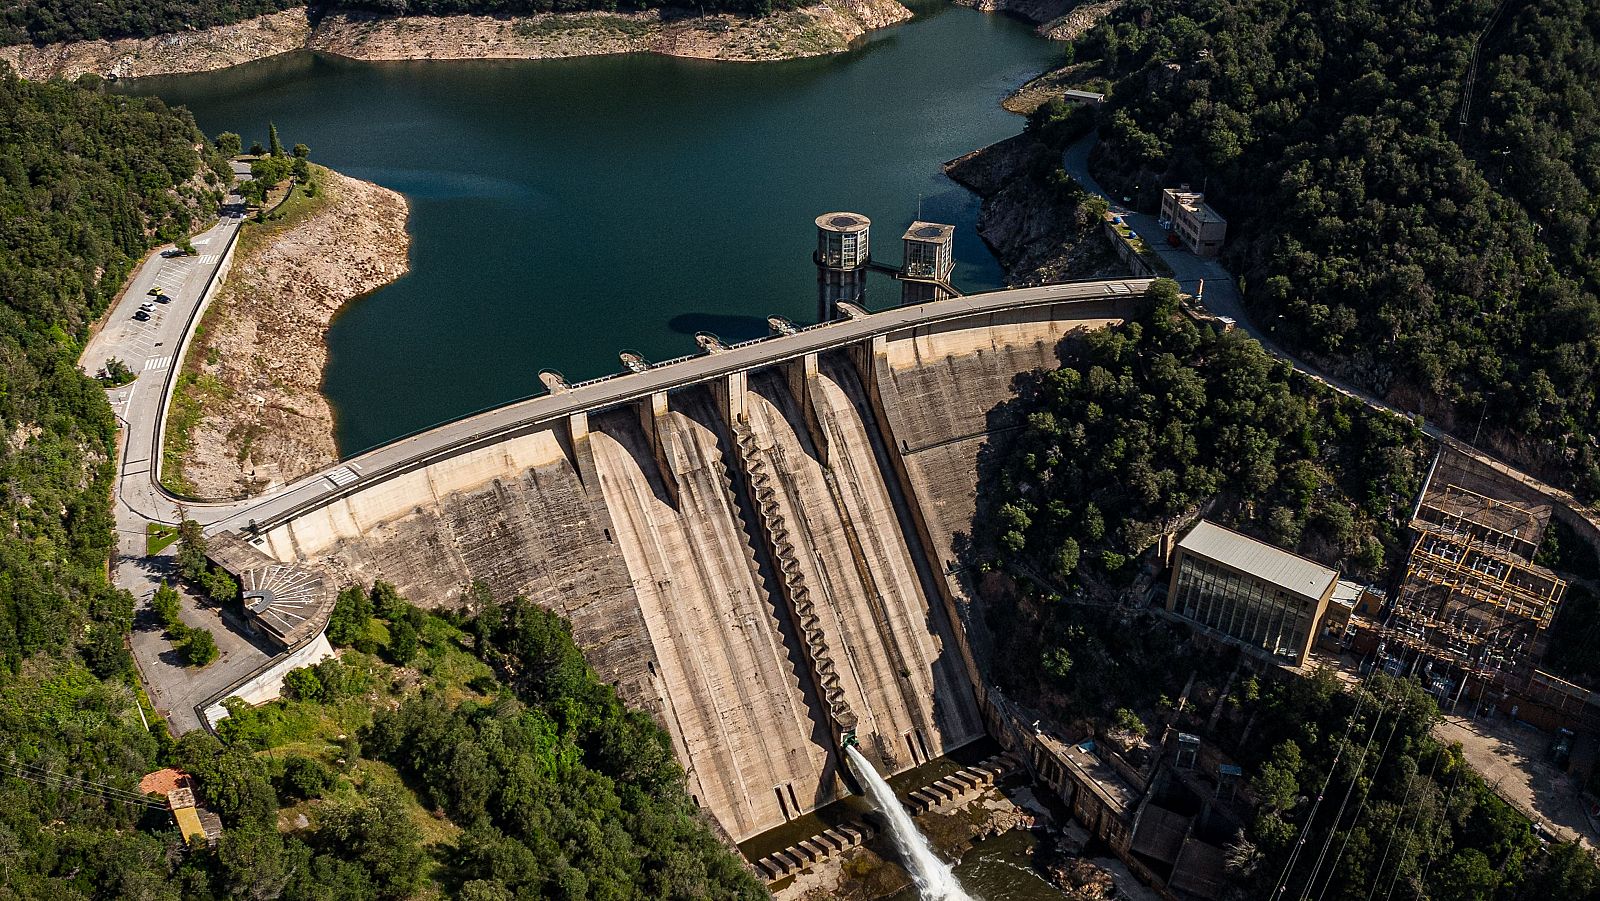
326 585 372 648
215 131 243 157
280 755 334 801
215 826 291 901
1435 848 1499 901
318 785 426 900
1253 740 1302 813
183 628 219 667
281 665 324 702
175 519 209 581
267 122 284 157
201 567 239 603
151 582 182 629
387 619 419 666
100 357 135 385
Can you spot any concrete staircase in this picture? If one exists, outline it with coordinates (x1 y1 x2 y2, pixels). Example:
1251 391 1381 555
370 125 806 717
733 416 858 737
752 752 1020 883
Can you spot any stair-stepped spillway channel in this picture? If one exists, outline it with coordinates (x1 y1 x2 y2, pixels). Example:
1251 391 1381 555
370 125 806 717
732 415 859 740
588 388 833 840
739 359 983 775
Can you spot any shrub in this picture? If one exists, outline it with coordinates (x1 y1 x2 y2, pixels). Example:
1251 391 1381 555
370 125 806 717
183 628 219 667
280 755 334 801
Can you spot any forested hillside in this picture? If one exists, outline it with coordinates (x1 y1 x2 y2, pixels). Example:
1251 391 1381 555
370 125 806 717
0 69 219 893
0 0 797 45
0 71 226 668
1 0 300 45
0 74 755 899
1078 0 1600 499
976 283 1600 899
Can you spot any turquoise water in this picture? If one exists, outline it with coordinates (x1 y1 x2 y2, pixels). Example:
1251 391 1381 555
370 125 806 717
120 3 1058 455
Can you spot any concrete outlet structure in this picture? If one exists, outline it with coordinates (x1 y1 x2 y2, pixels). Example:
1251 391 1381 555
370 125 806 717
815 212 870 321
202 279 1153 843
899 221 956 305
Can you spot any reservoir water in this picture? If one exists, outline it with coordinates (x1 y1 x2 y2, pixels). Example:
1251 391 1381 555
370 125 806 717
120 2 1057 456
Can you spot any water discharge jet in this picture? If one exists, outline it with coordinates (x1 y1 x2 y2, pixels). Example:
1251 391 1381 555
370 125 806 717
845 744 975 901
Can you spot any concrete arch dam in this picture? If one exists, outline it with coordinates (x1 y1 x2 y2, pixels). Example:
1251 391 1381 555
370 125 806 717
208 279 1152 841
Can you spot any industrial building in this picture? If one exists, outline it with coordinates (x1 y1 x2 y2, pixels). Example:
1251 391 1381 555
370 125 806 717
1166 519 1340 666
1159 188 1227 258
1383 463 1568 699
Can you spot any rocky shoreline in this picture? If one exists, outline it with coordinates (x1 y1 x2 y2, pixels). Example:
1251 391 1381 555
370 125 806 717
954 0 1120 40
944 132 1120 285
175 167 409 499
0 0 911 81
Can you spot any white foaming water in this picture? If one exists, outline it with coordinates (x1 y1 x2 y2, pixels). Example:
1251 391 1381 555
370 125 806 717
845 745 976 901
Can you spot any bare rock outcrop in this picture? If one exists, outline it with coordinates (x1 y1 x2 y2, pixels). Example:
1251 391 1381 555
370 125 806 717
0 9 311 80
180 169 409 499
945 133 1119 284
1039 0 1122 40
955 0 1079 27
308 0 911 64
953 0 1120 40
0 0 910 80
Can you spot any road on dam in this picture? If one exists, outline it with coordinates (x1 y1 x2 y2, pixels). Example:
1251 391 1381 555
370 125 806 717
117 279 1153 534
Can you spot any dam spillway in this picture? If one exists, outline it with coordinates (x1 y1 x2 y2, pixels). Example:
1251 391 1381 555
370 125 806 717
210 280 1153 842
738 358 982 772
588 390 834 838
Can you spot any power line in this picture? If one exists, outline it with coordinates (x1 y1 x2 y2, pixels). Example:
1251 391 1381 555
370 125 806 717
1409 760 1468 897
1364 738 1440 901
1301 691 1394 899
1275 684 1373 899
1315 713 1404 901
10 761 163 808
1374 744 1446 901
5 759 165 811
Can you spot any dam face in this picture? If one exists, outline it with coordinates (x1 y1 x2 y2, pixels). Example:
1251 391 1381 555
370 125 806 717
241 284 1149 841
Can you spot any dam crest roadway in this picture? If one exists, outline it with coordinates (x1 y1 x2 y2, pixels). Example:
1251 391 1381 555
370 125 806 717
148 277 1154 841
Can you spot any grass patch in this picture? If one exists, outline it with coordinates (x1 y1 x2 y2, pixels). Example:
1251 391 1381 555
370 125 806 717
513 14 652 39
145 522 179 555
160 369 232 496
240 164 333 256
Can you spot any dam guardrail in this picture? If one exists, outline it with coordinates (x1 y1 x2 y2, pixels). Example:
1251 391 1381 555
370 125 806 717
207 278 1154 537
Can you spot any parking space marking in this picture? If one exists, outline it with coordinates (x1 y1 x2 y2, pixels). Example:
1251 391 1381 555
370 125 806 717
143 356 172 371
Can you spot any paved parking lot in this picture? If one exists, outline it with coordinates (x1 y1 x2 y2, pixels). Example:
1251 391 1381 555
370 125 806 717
1436 712 1598 850
123 550 274 734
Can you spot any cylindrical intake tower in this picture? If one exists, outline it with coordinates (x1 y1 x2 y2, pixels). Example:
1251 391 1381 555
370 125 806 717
815 212 870 322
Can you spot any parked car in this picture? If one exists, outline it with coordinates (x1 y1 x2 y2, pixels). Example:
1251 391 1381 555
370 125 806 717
147 286 163 296
154 294 171 304
133 310 150 321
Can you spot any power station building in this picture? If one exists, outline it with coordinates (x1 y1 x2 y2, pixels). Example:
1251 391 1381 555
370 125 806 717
1166 520 1340 667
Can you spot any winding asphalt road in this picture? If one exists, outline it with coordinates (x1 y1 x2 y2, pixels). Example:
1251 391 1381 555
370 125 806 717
79 162 277 731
